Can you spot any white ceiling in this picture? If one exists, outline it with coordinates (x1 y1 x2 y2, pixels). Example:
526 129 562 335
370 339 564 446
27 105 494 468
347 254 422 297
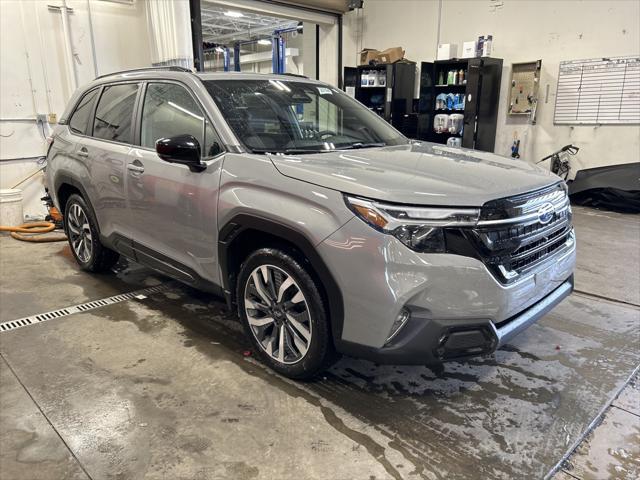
201 4 299 43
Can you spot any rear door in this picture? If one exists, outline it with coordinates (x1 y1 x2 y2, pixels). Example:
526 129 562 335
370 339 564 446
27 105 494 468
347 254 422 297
126 81 225 285
81 82 140 254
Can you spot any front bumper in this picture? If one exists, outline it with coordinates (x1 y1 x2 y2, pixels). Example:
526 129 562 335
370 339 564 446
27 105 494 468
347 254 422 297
336 276 573 364
317 217 576 364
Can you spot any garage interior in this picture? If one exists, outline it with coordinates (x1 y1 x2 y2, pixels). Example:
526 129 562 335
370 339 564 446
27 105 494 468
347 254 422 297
0 1 638 480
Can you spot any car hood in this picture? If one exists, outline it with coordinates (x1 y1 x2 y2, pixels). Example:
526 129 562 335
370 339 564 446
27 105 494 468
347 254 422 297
268 142 560 206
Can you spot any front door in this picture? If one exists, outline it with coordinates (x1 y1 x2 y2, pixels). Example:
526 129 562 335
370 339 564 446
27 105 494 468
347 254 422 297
126 82 225 286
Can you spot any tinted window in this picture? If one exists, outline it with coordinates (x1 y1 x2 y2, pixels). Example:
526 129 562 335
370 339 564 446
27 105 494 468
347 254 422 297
69 89 98 135
141 83 222 158
93 84 138 144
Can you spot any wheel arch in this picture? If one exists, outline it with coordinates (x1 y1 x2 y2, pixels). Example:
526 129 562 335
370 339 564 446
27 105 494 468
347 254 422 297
55 173 105 232
54 174 91 215
219 214 344 344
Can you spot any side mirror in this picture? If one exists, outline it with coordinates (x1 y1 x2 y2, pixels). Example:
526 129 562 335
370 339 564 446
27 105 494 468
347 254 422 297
155 134 206 172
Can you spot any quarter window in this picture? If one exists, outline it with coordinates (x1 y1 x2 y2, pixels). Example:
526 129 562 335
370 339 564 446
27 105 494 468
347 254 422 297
141 83 222 158
93 84 138 144
69 89 98 135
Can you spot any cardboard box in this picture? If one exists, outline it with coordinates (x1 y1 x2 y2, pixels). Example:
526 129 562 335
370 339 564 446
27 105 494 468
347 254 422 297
437 43 458 61
376 47 405 64
461 41 477 58
359 48 380 65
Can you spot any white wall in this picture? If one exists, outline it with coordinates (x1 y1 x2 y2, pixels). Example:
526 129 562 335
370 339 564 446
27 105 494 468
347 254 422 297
343 0 640 171
0 0 152 218
318 21 339 85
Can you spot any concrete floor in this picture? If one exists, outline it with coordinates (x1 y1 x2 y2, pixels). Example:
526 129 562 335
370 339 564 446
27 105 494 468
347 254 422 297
558 372 640 479
0 205 638 480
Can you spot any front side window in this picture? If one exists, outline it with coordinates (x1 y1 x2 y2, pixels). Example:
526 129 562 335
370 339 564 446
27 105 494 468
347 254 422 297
141 83 222 158
69 88 98 135
203 79 409 153
93 83 138 144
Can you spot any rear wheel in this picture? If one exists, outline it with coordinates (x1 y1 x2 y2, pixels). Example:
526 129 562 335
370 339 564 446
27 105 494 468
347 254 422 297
237 248 334 380
64 194 119 272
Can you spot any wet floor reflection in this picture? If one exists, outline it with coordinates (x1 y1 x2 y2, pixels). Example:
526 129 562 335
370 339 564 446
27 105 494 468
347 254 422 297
136 283 639 479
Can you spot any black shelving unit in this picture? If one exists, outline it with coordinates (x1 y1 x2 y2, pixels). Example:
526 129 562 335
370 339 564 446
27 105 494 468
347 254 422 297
343 62 416 135
417 57 503 152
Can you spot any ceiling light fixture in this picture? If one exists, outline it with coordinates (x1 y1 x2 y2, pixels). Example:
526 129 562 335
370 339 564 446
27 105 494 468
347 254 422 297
257 39 271 45
224 10 243 18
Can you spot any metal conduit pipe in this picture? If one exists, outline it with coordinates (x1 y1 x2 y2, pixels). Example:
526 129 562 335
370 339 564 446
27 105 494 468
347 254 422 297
0 118 38 123
59 0 78 91
86 0 99 77
17 2 38 118
33 3 53 114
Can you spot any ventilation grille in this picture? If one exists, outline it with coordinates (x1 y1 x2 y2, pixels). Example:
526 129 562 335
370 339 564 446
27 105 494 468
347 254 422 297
0 284 167 333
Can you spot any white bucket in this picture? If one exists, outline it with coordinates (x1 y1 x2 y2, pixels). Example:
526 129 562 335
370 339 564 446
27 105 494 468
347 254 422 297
0 188 24 227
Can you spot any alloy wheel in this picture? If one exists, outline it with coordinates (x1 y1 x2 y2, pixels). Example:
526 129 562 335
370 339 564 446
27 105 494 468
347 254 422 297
243 265 312 365
67 203 93 263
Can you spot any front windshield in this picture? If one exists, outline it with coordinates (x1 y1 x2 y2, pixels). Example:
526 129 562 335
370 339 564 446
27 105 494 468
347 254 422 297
203 79 409 153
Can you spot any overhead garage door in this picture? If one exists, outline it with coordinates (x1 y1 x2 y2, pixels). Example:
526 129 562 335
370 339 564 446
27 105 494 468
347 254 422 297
205 0 341 25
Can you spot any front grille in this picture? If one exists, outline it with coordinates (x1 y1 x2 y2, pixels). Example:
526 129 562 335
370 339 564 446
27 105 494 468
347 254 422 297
468 183 574 282
509 230 570 271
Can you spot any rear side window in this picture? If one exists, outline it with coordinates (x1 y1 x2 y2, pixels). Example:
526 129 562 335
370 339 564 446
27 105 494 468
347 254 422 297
69 89 98 135
93 83 138 144
141 83 222 158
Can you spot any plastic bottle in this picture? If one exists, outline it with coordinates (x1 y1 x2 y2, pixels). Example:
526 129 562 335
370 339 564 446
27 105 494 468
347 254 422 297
458 69 464 85
483 35 493 57
477 36 484 58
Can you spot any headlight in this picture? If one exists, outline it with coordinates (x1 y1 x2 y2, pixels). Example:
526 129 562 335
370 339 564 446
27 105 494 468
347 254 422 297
345 196 480 253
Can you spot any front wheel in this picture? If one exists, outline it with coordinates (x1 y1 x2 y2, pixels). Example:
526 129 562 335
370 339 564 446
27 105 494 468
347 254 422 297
64 194 119 272
236 248 334 380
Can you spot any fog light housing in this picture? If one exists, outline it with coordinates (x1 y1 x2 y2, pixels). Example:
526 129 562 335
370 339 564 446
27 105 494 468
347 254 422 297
385 308 411 345
435 326 497 360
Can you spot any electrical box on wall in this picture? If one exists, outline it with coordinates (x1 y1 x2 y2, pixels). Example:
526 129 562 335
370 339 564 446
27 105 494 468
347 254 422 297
508 60 542 123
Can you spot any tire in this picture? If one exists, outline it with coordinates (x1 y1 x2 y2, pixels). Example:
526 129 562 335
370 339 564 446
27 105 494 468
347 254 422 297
64 194 119 273
236 248 335 380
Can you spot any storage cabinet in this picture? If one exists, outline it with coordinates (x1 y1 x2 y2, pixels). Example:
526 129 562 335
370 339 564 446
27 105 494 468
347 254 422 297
417 57 503 152
343 62 416 136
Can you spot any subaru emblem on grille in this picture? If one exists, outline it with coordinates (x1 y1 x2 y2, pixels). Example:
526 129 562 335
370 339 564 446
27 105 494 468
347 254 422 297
537 202 555 225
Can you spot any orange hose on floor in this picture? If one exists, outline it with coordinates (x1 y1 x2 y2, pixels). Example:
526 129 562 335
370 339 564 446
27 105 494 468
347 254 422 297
0 222 67 242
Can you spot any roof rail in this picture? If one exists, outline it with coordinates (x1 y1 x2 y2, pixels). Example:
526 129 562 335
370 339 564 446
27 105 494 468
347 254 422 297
281 73 308 79
95 66 192 81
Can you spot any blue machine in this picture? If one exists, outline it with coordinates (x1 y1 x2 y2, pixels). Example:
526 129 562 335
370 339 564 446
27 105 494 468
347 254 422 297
271 35 285 74
271 25 302 75
214 23 301 75
233 44 241 72
223 47 230 72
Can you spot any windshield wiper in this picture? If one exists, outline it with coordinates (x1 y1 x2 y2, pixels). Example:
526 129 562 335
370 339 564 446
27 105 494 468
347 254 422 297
338 142 386 150
283 148 333 154
250 148 332 155
250 143 385 154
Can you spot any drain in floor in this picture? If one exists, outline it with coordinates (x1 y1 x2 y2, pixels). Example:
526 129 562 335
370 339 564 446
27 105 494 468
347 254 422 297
0 284 167 333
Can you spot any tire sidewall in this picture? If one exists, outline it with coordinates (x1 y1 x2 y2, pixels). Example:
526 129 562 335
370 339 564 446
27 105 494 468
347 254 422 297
236 248 330 380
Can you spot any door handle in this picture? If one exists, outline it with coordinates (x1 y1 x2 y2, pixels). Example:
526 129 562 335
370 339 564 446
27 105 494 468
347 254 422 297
78 147 89 158
127 163 145 174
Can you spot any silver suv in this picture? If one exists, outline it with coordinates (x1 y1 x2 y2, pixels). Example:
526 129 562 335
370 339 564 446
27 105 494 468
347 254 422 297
45 67 576 379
